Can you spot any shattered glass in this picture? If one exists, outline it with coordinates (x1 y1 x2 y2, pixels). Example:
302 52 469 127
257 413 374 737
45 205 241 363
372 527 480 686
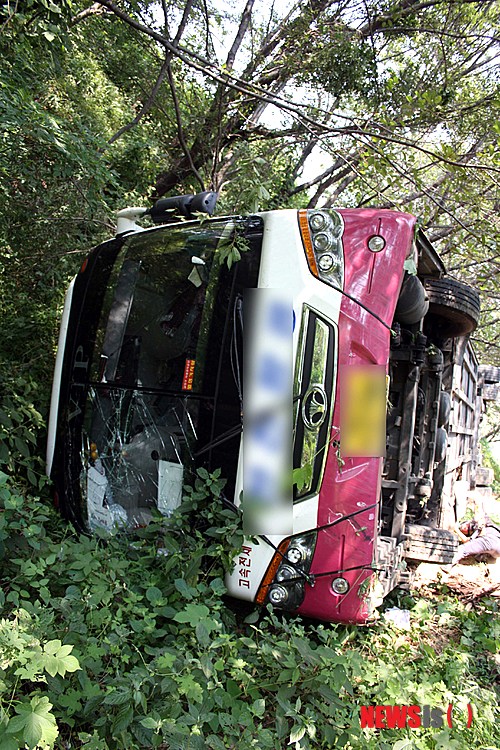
82 385 198 530
78 221 235 531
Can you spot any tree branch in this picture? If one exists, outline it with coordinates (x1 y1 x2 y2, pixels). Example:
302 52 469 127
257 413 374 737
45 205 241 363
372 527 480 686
226 0 255 71
70 2 110 26
99 0 500 175
105 0 195 146
107 57 171 145
166 67 205 191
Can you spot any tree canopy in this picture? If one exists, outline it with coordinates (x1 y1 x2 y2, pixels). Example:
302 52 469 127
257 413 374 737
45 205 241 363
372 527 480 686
1 0 499 366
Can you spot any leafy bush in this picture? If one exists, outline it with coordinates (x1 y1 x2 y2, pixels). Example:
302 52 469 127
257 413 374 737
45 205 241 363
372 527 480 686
0 378 46 489
480 438 500 495
0 467 499 750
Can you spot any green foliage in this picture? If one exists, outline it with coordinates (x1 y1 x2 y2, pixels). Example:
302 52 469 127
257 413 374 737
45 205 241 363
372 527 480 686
0 1 172 413
0 378 46 489
292 19 376 99
292 464 313 492
479 438 500 495
0 609 80 749
215 232 249 269
0 0 74 42
219 141 302 213
0 464 498 749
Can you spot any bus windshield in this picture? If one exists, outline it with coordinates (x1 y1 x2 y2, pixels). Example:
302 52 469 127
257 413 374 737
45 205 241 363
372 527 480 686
76 218 262 531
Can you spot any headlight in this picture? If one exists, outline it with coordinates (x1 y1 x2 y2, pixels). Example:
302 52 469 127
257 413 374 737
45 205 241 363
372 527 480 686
318 253 336 272
268 585 289 605
256 531 317 611
276 564 297 582
368 235 386 252
313 232 332 252
331 577 350 595
298 209 344 291
309 212 327 231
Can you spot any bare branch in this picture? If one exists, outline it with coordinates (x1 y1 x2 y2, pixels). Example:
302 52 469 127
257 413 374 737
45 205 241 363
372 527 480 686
308 163 359 207
226 0 255 71
70 2 110 26
324 173 358 205
373 24 500 43
290 140 316 182
107 57 171 146
359 0 494 37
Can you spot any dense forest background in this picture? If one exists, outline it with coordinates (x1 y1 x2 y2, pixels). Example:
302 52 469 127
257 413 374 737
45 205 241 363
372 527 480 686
0 1 499 748
2 0 500 393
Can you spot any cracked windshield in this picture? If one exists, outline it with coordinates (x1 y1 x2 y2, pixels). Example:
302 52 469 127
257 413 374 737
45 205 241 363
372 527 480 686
81 221 243 530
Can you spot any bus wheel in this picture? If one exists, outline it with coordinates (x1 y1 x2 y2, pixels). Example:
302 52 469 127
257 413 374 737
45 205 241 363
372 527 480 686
394 274 429 324
424 277 480 337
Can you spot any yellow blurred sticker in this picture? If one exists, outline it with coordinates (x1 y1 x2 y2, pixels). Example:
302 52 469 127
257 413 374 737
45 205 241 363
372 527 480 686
340 366 387 457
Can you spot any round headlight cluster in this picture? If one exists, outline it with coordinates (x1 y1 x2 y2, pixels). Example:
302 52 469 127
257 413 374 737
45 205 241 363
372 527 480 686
306 210 344 290
261 532 317 612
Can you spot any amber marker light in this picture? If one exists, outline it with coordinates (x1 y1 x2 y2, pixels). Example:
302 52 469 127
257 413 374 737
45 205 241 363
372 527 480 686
298 210 319 278
255 538 291 604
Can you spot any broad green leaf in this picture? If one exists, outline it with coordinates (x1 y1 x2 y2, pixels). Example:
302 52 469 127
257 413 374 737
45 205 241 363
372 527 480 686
42 641 80 676
6 696 58 749
146 586 163 603
173 603 210 626
176 674 203 702
140 717 158 729
104 689 132 706
0 732 19 750
289 725 306 744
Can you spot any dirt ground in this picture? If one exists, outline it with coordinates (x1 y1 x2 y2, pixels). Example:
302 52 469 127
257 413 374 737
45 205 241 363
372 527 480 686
412 557 500 602
410 490 500 601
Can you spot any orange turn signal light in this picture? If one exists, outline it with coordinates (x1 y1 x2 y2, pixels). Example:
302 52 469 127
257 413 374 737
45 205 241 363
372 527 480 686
298 210 319 278
255 538 290 605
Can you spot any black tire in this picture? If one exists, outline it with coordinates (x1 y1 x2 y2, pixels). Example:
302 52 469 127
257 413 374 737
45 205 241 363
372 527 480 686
424 277 480 337
437 391 451 427
404 524 458 563
394 274 429 325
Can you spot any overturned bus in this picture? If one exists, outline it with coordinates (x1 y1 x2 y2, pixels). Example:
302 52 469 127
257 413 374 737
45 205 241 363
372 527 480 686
47 192 482 624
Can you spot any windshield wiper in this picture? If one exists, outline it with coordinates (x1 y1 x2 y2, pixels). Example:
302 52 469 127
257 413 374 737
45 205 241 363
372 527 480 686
88 381 213 400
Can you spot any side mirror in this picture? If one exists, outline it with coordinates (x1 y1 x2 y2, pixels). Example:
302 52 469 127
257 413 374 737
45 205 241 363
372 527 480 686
190 191 217 216
148 191 218 224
